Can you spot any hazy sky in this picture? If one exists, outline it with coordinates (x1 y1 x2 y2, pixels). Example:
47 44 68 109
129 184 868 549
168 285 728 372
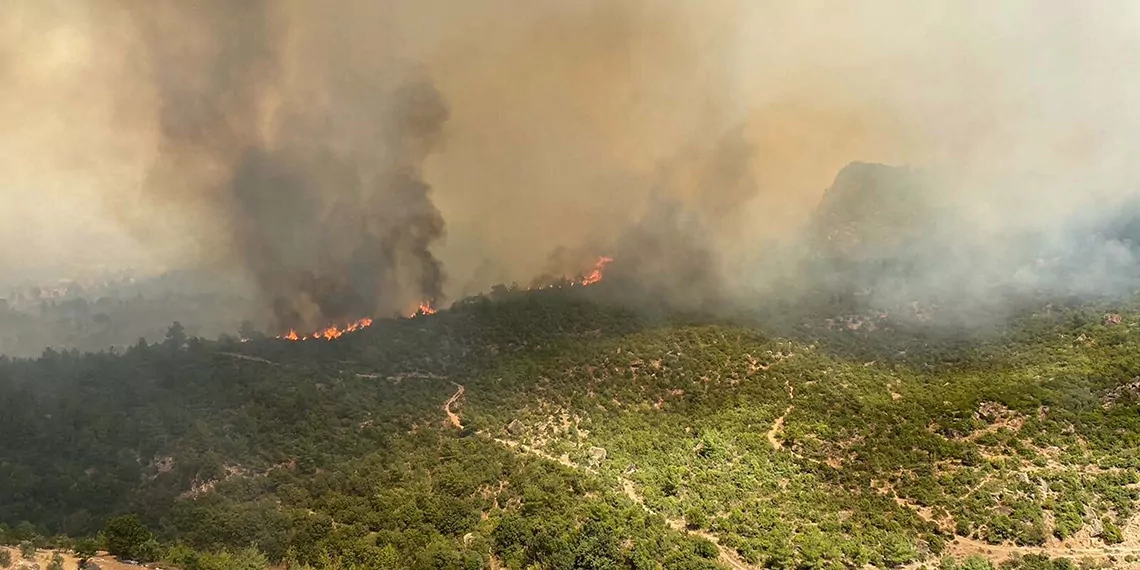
3 1 1140 295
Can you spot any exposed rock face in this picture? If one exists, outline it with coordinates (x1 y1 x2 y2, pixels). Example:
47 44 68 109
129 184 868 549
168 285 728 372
813 162 938 259
1103 313 1123 325
588 446 607 463
154 455 175 474
976 401 1012 422
507 419 525 436
1103 377 1140 408
81 562 102 570
1085 505 1104 535
805 162 956 310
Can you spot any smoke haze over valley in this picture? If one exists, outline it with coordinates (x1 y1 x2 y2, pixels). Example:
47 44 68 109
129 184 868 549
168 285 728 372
11 5 1140 570
4 0 1140 345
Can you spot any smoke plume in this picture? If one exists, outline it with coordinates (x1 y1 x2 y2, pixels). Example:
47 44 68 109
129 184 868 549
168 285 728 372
115 1 451 330
6 0 1140 336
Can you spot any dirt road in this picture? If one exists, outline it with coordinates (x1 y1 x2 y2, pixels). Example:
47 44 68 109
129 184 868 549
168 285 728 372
444 383 465 429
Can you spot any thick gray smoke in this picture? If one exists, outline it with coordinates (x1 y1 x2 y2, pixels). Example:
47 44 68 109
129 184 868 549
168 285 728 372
6 0 1140 344
774 162 1140 326
122 1 449 330
603 128 762 311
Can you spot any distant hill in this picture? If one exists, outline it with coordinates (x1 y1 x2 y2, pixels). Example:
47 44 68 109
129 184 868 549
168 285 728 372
810 162 944 263
0 270 254 359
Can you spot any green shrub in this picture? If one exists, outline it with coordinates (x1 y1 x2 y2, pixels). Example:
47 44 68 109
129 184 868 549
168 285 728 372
692 538 719 559
960 555 994 570
881 535 918 567
74 537 98 559
1101 518 1123 545
195 547 270 570
684 507 709 530
102 515 156 562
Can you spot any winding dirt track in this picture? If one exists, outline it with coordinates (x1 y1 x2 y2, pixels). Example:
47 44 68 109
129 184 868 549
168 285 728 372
490 428 756 568
766 405 793 449
933 535 1140 566
220 352 277 365
444 383 465 429
767 378 796 449
476 370 1140 570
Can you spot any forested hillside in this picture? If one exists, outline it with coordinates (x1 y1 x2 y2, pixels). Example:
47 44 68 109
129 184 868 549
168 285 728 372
1 288 1139 569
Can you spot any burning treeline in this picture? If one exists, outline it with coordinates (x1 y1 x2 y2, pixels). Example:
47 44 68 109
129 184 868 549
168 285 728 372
277 255 613 341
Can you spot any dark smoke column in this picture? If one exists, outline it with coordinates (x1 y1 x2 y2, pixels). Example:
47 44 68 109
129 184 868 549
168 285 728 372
126 1 450 333
221 79 450 332
328 79 450 325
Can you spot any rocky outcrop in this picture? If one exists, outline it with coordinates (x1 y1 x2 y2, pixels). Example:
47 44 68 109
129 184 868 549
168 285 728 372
587 446 607 464
1103 377 1140 408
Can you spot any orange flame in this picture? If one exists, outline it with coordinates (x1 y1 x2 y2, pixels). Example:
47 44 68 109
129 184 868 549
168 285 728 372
277 317 373 341
410 301 436 317
579 256 614 286
521 255 616 292
276 256 609 339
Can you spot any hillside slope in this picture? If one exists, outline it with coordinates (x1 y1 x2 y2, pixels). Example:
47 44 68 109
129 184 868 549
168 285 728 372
1 289 1139 569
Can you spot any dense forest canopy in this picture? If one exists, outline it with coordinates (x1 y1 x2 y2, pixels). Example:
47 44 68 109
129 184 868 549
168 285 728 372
2 282 1139 569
